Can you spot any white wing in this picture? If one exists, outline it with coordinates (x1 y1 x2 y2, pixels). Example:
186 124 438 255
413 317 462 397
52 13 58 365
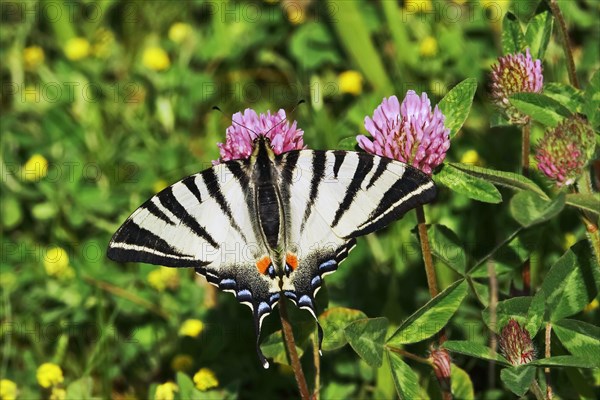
107 160 280 368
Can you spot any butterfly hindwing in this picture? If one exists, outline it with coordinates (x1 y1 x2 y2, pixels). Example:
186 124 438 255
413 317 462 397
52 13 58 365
107 160 279 367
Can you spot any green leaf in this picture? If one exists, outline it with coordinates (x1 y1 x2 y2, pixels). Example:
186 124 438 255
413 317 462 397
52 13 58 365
509 191 565 227
345 317 389 367
483 297 531 334
451 365 475 400
502 12 526 54
566 193 600 217
510 0 541 22
386 350 420 399
437 78 477 138
583 69 600 128
541 241 600 321
500 365 536 396
387 280 468 345
443 340 510 365
509 93 571 127
1 196 22 229
526 290 546 336
289 22 341 70
319 307 367 351
66 377 93 400
336 136 359 151
530 355 598 368
176 372 201 398
553 319 600 362
525 11 553 60
448 163 548 199
328 1 391 92
428 224 467 274
435 164 502 204
543 83 585 114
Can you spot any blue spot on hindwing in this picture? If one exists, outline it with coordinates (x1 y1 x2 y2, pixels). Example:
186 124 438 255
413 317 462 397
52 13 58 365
311 275 321 287
318 259 337 273
237 289 252 302
258 302 271 316
299 295 312 308
269 293 280 304
219 278 236 289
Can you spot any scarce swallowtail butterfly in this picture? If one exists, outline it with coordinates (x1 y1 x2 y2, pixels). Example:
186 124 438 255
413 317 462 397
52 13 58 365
107 135 437 368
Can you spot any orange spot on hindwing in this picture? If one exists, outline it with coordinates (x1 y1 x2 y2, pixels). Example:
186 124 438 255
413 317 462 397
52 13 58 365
286 253 298 271
256 256 271 275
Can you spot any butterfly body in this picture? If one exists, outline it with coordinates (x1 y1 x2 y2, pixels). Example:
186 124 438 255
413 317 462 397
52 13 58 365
108 135 437 368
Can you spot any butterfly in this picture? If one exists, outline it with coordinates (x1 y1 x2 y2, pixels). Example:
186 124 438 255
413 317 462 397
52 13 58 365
107 135 436 368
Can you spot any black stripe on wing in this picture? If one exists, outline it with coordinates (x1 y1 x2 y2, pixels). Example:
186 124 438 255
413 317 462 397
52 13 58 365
300 151 326 231
350 165 436 238
331 153 374 228
158 186 220 248
107 222 207 267
202 167 248 243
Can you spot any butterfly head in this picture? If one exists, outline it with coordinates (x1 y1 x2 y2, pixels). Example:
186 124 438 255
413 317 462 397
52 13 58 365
251 135 275 161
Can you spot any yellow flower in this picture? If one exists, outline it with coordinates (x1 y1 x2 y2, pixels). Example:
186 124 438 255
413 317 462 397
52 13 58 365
404 0 433 12
36 363 64 388
460 149 481 166
147 267 179 292
50 387 66 400
419 36 438 57
152 179 169 193
193 368 218 391
154 381 178 400
179 319 204 338
171 354 194 372
64 37 90 61
23 46 45 70
584 299 599 313
286 4 306 25
338 70 363 96
43 247 75 280
142 47 170 71
0 379 17 400
22 154 48 181
169 23 193 44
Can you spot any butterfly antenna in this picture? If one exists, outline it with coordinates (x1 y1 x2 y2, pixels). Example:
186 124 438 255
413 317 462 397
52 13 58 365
264 99 305 136
212 106 260 136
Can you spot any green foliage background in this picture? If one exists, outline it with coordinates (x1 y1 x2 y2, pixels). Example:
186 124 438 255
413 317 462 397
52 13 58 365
1 0 599 399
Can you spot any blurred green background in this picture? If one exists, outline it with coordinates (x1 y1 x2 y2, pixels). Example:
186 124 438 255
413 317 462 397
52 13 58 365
1 0 598 399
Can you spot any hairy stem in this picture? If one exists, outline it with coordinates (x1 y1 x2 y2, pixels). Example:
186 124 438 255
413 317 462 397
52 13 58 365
530 380 546 400
279 298 310 400
386 346 432 365
312 333 321 400
487 260 498 389
545 323 553 400
522 122 532 293
416 206 440 299
547 0 580 89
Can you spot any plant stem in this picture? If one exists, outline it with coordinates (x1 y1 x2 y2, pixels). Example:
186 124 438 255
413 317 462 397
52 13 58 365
545 323 553 400
547 0 580 89
487 260 498 389
312 333 321 400
530 380 546 400
416 206 451 399
386 346 432 365
522 122 532 293
416 206 439 299
279 298 310 400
